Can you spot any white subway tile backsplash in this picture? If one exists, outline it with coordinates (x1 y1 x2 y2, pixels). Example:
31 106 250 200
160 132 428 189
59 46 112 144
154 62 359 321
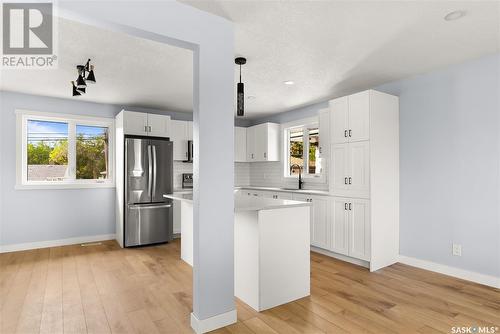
176 161 326 191
235 161 328 191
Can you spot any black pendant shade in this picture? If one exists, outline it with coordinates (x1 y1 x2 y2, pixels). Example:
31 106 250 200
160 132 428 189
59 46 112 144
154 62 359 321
237 82 244 117
71 59 96 96
72 81 81 96
235 57 246 117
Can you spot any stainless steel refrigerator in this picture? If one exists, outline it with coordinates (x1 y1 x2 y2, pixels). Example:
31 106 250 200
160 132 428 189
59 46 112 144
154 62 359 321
124 136 173 247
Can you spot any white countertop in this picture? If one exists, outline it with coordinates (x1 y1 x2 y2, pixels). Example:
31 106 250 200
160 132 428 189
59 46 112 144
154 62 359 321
164 192 311 212
236 186 330 196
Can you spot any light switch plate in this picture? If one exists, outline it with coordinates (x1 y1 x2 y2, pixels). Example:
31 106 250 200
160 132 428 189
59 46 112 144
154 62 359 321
452 243 462 256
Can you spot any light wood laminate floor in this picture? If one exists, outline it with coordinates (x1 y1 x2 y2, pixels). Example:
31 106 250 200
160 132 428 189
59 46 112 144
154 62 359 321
1 239 498 334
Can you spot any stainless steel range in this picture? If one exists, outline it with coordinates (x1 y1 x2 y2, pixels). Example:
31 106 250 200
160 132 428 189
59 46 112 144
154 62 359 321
182 173 193 189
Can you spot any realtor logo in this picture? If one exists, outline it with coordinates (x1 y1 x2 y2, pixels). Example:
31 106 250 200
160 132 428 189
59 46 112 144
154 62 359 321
2 2 57 68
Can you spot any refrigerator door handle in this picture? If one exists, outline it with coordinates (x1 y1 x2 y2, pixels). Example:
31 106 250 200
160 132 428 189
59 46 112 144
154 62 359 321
148 144 153 198
152 145 157 198
128 204 172 210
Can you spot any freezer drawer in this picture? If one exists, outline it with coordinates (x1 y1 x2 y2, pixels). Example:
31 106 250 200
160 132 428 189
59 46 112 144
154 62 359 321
125 202 173 247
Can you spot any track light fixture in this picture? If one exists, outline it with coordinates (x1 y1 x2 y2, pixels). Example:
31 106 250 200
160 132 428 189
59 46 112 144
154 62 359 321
71 59 96 96
72 81 81 96
235 57 246 117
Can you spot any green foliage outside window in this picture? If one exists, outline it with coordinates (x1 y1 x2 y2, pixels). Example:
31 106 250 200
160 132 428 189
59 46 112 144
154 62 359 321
27 134 108 180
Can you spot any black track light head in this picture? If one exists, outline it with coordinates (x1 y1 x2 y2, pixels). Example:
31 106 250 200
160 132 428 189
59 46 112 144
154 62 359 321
72 81 81 96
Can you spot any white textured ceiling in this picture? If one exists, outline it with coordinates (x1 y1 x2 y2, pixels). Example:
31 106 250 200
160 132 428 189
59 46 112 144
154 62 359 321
2 2 499 119
0 17 194 112
183 0 499 119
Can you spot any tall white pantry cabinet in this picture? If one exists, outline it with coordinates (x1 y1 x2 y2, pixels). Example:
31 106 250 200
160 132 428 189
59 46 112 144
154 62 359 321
321 90 399 272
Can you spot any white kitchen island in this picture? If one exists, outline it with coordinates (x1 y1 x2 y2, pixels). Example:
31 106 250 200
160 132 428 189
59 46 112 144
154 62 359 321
164 192 311 312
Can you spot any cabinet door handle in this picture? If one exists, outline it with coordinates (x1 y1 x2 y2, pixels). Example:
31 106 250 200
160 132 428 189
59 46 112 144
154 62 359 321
344 203 348 210
264 152 267 159
349 129 352 137
349 203 352 211
344 177 348 185
348 177 352 184
148 126 152 132
144 125 148 132
344 130 348 138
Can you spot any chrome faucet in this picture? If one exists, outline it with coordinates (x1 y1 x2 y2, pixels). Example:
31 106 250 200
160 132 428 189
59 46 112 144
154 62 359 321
290 164 304 190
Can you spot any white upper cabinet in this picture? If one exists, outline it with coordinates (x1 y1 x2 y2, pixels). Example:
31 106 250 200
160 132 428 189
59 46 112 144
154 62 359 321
235 127 247 162
171 120 189 161
329 91 369 143
122 111 148 136
121 110 171 138
348 91 370 142
329 97 349 143
246 126 256 161
148 113 171 138
246 123 280 162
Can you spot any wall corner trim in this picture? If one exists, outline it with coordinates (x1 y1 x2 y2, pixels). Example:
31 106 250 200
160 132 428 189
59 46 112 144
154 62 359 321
0 234 116 253
190 309 237 334
398 255 500 289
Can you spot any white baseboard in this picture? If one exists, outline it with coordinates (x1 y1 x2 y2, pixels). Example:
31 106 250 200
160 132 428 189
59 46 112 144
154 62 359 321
0 234 116 253
399 255 500 289
190 309 237 334
311 246 370 268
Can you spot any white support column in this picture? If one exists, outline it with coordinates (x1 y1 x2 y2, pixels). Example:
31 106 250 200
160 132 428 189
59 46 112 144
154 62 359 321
57 2 236 332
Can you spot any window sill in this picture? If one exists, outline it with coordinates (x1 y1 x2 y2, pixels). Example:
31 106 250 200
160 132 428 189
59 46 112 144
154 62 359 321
15 182 115 190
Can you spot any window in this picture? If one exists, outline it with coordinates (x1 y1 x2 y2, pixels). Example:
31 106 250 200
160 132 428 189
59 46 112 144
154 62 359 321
284 119 324 180
17 110 114 188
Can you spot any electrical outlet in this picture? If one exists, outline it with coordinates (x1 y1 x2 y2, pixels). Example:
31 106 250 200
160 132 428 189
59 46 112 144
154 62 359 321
452 243 462 256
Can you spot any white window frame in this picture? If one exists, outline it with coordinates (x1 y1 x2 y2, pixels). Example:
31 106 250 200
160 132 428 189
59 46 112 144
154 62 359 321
16 109 115 189
282 117 325 183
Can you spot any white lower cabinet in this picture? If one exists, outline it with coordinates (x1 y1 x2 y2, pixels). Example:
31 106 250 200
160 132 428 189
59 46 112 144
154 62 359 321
329 197 370 261
348 199 370 261
330 198 349 255
292 194 329 250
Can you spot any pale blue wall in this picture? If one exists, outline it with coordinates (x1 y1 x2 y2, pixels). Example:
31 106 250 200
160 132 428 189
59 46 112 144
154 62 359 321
376 53 500 278
0 91 191 246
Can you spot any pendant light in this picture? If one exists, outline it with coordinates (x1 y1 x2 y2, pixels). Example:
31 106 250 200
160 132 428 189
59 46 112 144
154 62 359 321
235 57 246 117
71 81 81 96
